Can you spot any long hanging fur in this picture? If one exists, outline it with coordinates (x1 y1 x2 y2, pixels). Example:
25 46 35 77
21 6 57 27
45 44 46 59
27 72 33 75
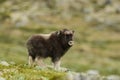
26 29 74 70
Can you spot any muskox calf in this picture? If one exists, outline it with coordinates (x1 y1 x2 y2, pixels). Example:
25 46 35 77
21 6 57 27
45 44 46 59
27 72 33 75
26 29 74 70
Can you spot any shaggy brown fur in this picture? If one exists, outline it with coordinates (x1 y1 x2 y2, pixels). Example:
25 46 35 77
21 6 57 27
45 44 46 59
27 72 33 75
26 29 74 70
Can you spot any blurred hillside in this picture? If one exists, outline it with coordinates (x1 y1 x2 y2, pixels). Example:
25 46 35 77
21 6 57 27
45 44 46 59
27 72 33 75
0 0 120 28
0 0 120 75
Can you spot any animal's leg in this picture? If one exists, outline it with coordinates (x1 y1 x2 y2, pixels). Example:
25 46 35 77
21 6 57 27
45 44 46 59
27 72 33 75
52 58 61 70
28 56 35 67
35 57 45 67
52 58 68 71
54 60 61 70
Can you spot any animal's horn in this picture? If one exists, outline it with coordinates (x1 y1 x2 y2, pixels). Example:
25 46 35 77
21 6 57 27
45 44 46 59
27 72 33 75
68 41 74 46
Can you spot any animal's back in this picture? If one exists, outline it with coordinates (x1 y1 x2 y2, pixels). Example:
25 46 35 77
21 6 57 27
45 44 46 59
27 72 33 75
27 33 52 46
26 34 50 58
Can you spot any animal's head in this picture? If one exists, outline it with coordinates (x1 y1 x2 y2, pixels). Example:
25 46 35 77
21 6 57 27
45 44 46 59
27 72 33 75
57 29 74 47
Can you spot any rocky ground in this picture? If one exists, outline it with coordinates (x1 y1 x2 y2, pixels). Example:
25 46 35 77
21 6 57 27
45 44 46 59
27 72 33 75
0 61 120 80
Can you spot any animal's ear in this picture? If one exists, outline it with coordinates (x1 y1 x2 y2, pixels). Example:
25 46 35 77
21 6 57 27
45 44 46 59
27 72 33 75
56 31 61 36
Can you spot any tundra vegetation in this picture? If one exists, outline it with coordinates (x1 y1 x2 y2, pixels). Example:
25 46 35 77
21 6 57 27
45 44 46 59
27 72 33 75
0 0 120 80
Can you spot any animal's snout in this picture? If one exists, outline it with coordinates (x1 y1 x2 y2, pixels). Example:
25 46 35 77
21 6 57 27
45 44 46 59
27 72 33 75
68 41 74 46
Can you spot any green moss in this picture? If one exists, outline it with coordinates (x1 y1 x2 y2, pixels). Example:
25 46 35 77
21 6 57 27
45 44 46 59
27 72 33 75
0 64 66 80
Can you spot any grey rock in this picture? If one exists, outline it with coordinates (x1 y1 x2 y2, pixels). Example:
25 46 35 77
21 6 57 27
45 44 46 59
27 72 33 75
0 61 9 66
66 72 74 80
73 73 81 80
107 75 120 80
0 77 6 80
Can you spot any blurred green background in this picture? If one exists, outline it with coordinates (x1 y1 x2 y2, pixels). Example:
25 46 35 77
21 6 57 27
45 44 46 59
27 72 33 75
0 0 120 75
